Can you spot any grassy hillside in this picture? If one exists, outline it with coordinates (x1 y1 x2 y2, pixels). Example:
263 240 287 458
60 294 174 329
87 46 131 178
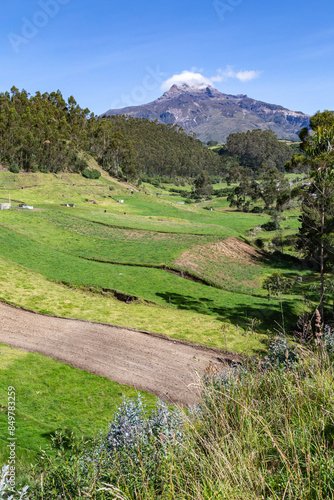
0 171 314 332
0 170 319 480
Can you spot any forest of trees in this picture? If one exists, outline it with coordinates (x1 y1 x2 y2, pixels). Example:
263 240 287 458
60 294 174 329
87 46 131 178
223 129 294 173
0 87 222 179
0 87 300 182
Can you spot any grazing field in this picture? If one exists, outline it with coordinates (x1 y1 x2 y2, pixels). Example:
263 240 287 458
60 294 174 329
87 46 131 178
0 224 306 332
0 171 312 332
0 170 316 478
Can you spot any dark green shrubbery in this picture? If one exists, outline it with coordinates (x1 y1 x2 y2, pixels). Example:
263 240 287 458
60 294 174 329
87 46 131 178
261 220 277 231
212 186 234 197
255 237 264 249
8 164 20 174
82 168 101 179
251 205 263 213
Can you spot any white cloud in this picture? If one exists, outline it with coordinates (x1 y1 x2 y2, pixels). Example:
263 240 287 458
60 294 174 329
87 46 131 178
161 71 213 91
161 67 261 91
235 70 262 82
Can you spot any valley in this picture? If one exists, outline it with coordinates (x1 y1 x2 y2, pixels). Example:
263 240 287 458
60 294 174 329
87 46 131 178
0 168 319 478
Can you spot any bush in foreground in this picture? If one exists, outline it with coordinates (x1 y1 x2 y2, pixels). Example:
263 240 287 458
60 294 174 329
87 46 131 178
8 340 334 499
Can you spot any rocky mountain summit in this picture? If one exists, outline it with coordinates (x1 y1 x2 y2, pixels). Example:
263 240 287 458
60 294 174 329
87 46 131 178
104 84 310 143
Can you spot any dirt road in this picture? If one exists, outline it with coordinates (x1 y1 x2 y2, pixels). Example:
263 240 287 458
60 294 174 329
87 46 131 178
0 301 241 405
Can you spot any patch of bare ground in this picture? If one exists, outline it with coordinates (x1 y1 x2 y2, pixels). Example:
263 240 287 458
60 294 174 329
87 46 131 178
174 237 264 290
0 301 241 406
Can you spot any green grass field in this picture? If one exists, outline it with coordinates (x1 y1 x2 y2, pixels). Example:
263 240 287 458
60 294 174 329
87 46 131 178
0 171 313 332
0 343 156 480
0 170 316 477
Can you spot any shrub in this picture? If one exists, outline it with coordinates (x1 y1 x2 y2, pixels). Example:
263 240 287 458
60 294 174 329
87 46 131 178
323 325 334 354
101 395 183 493
265 335 299 368
255 237 264 249
30 395 183 499
212 187 233 197
82 168 101 179
261 220 277 231
8 164 20 174
251 205 263 213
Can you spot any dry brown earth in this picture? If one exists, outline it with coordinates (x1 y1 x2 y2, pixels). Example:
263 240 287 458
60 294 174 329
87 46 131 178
0 302 241 406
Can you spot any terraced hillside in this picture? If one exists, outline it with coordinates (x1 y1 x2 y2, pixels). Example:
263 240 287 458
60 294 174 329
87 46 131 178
0 170 316 475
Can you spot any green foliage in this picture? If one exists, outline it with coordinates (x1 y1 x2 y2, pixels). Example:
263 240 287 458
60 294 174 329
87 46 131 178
227 165 290 212
226 129 293 172
21 351 334 500
261 220 277 231
8 164 19 174
81 168 101 179
192 170 213 199
0 87 221 179
262 271 294 299
297 184 334 268
309 109 334 130
292 110 334 318
251 205 263 213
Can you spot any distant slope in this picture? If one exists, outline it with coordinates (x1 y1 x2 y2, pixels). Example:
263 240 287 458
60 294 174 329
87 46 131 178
104 84 310 143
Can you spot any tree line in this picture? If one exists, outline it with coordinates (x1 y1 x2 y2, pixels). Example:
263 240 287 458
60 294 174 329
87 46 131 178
0 87 222 179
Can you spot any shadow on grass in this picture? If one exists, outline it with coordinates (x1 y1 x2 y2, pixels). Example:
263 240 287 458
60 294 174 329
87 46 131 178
156 291 298 333
256 249 305 273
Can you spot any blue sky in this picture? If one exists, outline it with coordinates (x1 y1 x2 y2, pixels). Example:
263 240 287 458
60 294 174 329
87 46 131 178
1 0 334 115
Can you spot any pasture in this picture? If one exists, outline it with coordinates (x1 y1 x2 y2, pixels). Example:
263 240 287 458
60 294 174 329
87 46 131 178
0 170 316 475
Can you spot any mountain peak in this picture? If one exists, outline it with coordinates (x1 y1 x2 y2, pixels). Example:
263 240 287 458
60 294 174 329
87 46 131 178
104 86 310 143
161 83 221 100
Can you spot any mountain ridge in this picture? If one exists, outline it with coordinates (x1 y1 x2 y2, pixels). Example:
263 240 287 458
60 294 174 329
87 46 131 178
103 84 310 143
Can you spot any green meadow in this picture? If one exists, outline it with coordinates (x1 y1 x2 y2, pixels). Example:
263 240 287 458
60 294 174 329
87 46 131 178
0 343 156 479
0 171 313 332
0 171 316 476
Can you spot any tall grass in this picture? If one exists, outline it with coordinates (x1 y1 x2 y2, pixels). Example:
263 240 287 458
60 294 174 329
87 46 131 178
175 350 334 499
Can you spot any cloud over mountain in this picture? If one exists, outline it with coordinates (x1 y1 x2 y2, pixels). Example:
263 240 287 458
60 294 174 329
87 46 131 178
161 67 261 91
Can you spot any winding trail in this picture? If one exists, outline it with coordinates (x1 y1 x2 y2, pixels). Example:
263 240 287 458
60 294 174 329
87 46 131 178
0 301 241 406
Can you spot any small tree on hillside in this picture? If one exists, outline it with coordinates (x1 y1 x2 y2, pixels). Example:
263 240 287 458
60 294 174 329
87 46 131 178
263 272 294 331
193 170 213 199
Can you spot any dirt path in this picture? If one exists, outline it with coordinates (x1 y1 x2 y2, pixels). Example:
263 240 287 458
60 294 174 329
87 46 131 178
0 302 241 406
